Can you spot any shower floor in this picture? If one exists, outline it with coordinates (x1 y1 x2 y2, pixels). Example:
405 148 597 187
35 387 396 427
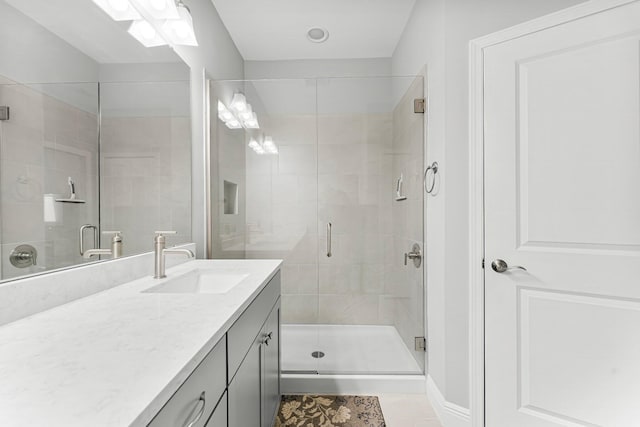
281 324 422 375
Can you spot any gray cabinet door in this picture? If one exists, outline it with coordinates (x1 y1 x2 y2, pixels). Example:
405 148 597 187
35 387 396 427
261 302 280 427
205 392 227 427
228 337 261 427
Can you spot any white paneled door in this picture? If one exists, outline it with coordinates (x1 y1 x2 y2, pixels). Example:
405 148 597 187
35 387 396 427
484 1 640 426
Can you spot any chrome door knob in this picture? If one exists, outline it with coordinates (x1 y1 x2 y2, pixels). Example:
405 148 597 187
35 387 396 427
491 259 527 273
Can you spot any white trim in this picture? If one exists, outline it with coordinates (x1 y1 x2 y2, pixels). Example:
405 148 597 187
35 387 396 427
427 376 471 427
282 374 427 395
467 1 637 427
468 34 485 427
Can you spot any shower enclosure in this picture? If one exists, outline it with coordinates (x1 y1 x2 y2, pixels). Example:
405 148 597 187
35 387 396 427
210 76 425 377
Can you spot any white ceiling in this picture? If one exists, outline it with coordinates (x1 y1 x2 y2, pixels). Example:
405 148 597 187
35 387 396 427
211 0 416 61
5 0 180 64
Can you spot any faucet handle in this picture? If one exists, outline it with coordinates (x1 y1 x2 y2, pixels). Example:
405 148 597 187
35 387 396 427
154 231 177 236
102 231 122 235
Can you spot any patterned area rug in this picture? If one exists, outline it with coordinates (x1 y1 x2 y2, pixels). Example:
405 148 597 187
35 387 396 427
275 395 386 427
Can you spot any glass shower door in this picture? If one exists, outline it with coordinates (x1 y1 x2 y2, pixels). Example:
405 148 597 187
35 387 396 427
210 78 321 373
209 76 425 375
315 76 425 374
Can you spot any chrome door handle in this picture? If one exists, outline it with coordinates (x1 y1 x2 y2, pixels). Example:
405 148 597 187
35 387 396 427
491 259 526 273
264 331 273 346
327 223 332 257
185 391 206 427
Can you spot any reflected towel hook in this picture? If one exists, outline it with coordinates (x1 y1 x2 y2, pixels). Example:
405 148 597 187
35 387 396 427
424 162 439 194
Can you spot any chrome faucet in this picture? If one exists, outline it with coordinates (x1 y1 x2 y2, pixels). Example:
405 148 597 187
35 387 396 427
81 229 123 259
154 231 195 279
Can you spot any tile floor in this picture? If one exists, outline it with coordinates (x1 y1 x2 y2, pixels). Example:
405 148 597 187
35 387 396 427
378 394 443 427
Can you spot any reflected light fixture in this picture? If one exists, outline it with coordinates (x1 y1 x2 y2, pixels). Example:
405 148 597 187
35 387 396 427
128 19 168 47
248 136 278 155
163 1 198 46
218 95 261 130
92 0 141 20
243 113 260 129
230 93 248 113
263 136 278 154
132 0 179 20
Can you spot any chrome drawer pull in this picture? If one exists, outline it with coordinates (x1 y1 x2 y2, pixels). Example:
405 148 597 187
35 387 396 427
185 391 206 427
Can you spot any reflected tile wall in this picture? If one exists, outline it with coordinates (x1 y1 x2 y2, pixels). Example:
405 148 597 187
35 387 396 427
100 116 191 255
0 81 99 280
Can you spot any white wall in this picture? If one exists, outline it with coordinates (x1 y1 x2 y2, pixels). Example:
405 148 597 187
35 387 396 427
391 0 588 411
0 2 98 85
171 0 245 258
245 58 391 79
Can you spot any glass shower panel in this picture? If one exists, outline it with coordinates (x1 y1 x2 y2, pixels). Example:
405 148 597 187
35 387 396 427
315 76 425 374
0 80 99 280
209 79 320 372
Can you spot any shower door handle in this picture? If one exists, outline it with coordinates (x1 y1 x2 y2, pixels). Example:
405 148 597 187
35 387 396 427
326 223 332 257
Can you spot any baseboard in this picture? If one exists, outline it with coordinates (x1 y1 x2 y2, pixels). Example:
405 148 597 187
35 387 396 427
426 376 471 427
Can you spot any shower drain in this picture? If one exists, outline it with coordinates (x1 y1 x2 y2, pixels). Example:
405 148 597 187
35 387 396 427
311 351 325 359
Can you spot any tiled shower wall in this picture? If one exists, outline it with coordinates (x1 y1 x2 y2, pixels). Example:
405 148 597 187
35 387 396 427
0 78 98 280
244 112 396 326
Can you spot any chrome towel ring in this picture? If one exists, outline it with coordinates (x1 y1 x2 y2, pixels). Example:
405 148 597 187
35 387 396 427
424 162 439 194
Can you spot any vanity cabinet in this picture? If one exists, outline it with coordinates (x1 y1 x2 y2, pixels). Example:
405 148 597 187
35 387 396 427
147 270 281 427
148 337 227 427
228 271 281 427
204 392 227 427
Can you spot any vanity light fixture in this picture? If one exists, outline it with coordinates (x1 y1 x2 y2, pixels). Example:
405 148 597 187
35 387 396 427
230 93 248 113
92 0 141 20
243 113 260 129
262 136 278 154
218 101 235 122
162 1 198 46
92 0 198 47
128 19 168 47
133 0 179 20
226 119 243 129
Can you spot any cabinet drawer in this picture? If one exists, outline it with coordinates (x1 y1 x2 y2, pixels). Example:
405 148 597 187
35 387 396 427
228 270 280 383
148 337 226 427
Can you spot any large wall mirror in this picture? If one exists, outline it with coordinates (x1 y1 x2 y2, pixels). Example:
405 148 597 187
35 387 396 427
0 0 192 282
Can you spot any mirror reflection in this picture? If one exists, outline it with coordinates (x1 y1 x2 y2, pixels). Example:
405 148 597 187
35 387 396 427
0 0 191 281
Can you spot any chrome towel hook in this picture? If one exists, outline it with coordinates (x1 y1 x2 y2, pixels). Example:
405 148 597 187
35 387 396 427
424 162 439 194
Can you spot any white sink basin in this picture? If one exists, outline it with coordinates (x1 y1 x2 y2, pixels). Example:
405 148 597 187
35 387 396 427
143 269 250 294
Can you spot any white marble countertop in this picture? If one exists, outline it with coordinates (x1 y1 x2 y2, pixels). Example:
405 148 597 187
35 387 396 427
0 259 282 427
